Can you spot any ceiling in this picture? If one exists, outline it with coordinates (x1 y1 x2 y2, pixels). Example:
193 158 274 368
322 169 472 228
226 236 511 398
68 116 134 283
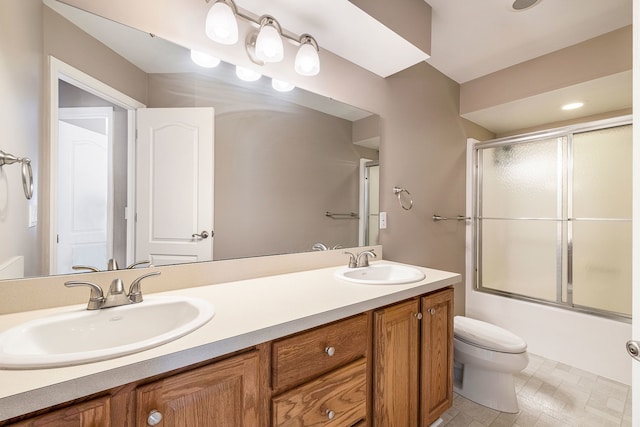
54 0 633 134
237 0 633 134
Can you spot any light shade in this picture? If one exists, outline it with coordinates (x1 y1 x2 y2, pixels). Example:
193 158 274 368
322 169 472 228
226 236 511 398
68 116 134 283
272 79 295 92
235 66 262 82
295 36 320 76
255 18 284 63
190 50 221 68
205 1 238 45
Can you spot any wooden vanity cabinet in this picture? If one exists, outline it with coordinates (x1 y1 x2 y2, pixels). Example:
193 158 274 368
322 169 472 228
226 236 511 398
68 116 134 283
372 287 454 427
3 286 454 427
6 397 111 427
421 288 454 425
135 350 263 427
270 314 369 426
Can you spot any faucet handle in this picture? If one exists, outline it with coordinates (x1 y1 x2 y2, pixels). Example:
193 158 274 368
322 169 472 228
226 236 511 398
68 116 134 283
356 249 377 267
64 281 104 310
127 260 151 269
72 265 100 273
128 271 161 303
343 251 357 268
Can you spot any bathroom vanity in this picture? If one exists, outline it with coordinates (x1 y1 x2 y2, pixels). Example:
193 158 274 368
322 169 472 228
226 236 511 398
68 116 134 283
0 262 459 426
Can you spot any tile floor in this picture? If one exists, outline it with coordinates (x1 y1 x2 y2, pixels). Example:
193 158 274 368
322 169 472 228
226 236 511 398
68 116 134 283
439 353 632 427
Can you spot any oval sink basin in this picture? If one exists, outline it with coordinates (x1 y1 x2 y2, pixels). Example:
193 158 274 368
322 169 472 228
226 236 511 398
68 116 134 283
334 263 426 285
0 296 215 369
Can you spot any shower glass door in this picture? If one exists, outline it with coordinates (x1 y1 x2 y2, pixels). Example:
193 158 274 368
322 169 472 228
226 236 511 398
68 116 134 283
473 118 632 319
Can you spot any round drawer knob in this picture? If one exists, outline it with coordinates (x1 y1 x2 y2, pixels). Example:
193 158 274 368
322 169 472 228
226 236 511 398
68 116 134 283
325 409 336 420
147 410 163 426
325 346 336 357
429 308 436 315
414 312 423 320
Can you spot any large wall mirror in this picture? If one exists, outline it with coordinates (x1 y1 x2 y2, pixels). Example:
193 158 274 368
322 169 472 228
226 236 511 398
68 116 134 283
0 0 380 280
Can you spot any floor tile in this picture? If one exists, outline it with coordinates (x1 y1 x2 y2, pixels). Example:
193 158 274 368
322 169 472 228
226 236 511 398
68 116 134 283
440 353 631 427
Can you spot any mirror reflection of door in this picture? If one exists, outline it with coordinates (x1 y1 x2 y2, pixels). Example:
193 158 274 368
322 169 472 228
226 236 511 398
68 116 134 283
57 107 113 273
135 107 215 266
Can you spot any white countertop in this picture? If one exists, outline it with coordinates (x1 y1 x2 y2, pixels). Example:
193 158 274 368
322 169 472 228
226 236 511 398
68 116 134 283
0 261 460 421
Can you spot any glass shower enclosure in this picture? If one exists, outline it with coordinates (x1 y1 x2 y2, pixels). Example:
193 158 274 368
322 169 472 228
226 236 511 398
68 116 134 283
471 117 632 319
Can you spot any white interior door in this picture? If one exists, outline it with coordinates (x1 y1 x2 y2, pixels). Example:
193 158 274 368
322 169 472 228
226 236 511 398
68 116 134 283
57 107 114 274
135 107 214 266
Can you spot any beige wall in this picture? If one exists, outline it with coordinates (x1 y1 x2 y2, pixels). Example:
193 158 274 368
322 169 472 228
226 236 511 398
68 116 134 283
0 1 42 277
380 62 468 313
460 26 632 115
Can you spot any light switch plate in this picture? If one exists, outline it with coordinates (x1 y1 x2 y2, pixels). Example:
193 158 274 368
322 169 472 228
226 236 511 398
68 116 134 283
28 204 37 227
379 211 387 229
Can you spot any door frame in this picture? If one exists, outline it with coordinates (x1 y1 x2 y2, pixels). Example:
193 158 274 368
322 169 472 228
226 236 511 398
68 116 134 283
48 57 145 274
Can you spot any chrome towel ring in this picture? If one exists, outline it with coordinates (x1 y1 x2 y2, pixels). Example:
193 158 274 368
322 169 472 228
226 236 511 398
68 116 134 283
0 150 34 200
393 186 413 210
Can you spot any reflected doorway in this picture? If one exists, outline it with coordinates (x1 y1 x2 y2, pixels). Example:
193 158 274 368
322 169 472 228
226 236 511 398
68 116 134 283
360 160 380 246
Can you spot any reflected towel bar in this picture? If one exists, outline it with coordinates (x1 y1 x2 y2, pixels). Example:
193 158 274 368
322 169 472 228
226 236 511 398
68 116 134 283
325 212 359 219
433 214 471 222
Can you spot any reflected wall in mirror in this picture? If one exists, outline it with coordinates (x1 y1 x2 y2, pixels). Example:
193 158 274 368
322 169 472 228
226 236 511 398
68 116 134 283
0 0 380 280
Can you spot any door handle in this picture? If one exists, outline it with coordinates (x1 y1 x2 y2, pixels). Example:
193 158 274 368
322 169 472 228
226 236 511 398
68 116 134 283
192 231 209 239
626 340 640 362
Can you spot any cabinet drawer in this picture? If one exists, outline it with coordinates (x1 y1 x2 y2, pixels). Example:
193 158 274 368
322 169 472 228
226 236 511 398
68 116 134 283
272 359 367 427
272 314 368 390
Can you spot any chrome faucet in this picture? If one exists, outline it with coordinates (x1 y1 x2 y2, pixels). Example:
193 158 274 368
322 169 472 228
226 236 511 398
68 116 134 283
312 243 329 251
356 249 377 267
343 249 377 268
65 271 161 310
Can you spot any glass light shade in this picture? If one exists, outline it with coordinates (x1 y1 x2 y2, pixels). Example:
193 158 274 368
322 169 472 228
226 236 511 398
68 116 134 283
271 79 295 92
190 50 221 68
255 24 284 63
295 42 320 76
205 1 238 45
235 66 262 82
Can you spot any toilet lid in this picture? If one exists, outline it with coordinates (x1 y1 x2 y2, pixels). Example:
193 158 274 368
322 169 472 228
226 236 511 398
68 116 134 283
454 316 527 354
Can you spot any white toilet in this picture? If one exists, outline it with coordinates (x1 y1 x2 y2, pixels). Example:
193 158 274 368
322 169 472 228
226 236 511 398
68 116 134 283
453 316 529 413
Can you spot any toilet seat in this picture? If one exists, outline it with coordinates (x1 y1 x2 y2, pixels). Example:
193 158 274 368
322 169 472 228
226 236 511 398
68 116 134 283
454 316 527 354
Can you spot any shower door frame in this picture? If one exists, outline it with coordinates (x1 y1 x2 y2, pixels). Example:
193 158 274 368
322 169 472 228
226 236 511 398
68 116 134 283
470 115 632 322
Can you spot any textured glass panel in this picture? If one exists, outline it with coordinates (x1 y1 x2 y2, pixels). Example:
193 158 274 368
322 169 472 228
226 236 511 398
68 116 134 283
573 125 632 219
481 138 560 218
481 219 558 302
572 221 632 315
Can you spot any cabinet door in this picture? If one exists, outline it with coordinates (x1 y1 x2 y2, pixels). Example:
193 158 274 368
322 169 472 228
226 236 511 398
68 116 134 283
372 299 420 427
136 351 261 427
7 397 110 427
421 288 454 426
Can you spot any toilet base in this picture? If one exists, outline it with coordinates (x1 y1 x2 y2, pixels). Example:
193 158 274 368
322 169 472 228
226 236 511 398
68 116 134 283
453 363 520 413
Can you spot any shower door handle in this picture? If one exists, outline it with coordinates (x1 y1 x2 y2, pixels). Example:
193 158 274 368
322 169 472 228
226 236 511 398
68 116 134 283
626 340 640 362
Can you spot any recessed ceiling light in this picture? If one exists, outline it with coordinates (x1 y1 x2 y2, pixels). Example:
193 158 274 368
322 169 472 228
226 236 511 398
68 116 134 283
512 0 542 11
562 102 584 111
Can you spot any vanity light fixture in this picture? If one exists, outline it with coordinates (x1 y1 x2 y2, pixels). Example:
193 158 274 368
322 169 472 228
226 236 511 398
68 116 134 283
235 65 262 82
205 0 238 44
271 79 295 92
254 16 284 63
204 0 320 76
562 102 584 111
295 35 320 76
190 49 221 68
